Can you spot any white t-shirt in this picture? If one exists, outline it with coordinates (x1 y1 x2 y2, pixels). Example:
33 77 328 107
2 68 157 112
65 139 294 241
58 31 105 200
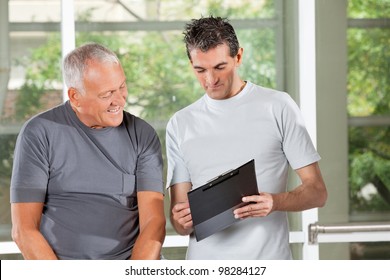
166 81 320 259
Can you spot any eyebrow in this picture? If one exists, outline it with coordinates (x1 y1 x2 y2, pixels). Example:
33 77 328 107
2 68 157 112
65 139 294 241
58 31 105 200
193 62 228 70
97 79 127 96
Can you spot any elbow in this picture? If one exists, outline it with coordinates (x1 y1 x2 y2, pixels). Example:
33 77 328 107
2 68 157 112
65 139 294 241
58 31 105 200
317 187 328 208
318 196 327 208
156 215 167 244
160 218 167 242
11 225 19 243
149 215 166 243
11 224 23 249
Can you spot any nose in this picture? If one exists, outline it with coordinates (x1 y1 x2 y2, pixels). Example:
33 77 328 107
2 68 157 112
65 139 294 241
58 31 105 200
111 89 127 106
205 71 218 85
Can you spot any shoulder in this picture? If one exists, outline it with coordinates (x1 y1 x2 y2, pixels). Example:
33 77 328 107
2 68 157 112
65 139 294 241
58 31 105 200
19 103 66 137
123 111 148 126
167 96 205 126
249 82 293 103
246 82 298 115
122 111 159 137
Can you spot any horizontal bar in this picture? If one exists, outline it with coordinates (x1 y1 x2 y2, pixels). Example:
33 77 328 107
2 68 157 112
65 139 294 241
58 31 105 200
162 235 189 248
9 18 389 33
348 18 390 29
309 222 390 244
9 19 278 33
0 231 305 255
2 227 388 255
0 124 23 135
289 231 305 243
348 116 390 127
0 237 190 255
318 232 390 243
314 222 390 234
0 241 19 255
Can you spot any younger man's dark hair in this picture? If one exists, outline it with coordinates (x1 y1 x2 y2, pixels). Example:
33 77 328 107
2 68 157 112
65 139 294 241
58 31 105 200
183 16 240 60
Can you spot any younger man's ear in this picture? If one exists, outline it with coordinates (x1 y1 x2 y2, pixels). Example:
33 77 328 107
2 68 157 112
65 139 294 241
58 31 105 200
236 47 244 66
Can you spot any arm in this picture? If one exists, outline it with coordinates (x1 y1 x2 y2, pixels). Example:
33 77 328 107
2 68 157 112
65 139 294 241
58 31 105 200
11 203 58 259
234 162 327 218
169 182 194 236
130 191 166 260
273 162 327 211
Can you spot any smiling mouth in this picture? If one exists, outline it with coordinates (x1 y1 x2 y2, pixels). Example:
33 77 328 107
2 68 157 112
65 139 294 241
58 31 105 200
107 106 122 114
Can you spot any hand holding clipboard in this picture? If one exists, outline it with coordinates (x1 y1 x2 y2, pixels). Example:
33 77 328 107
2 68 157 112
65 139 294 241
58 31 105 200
187 159 259 241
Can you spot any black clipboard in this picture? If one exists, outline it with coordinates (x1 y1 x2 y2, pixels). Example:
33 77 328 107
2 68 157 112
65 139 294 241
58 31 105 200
187 159 258 242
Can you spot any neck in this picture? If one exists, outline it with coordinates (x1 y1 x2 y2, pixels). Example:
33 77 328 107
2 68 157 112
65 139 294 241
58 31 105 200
235 80 246 95
69 102 105 129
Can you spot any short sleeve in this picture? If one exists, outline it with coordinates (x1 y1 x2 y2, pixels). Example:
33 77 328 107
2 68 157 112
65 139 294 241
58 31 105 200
280 94 321 170
165 116 191 188
10 119 50 203
133 118 164 194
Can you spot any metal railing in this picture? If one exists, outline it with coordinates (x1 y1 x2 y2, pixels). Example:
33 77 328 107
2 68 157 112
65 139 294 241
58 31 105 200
309 222 390 244
3 223 390 255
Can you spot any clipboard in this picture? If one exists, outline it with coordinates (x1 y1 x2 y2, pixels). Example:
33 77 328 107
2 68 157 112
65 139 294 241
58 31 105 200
187 159 258 242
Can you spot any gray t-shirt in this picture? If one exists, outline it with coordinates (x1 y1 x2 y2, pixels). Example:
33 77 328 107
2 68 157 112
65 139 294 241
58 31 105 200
10 101 164 259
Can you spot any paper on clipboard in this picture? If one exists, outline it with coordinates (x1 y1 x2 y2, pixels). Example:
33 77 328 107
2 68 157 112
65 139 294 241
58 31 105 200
187 159 258 242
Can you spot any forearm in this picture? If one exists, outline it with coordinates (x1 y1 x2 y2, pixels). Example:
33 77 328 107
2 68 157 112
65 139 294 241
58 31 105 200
169 183 194 236
272 183 327 212
11 203 58 260
130 218 165 260
13 229 57 260
272 162 327 212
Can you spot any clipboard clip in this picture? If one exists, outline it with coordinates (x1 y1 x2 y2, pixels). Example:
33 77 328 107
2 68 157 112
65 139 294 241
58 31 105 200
203 169 239 191
206 169 233 183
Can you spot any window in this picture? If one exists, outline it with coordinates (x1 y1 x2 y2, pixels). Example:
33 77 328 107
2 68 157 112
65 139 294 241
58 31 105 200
0 0 280 259
347 0 390 259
